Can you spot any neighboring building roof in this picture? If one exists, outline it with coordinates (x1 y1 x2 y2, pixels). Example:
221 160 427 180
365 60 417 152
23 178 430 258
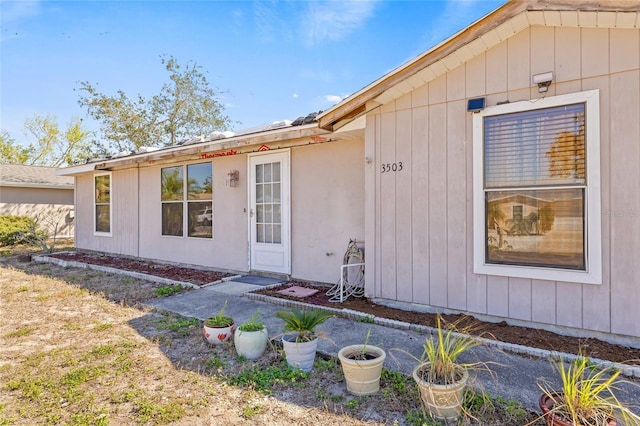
0 164 74 189
317 0 640 131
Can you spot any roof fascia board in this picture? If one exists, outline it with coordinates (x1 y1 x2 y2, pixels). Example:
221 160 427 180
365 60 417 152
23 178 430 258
56 162 98 176
527 1 640 12
57 123 328 174
125 132 345 171
317 0 640 130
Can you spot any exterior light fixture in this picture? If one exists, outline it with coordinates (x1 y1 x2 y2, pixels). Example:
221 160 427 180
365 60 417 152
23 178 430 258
226 170 239 187
532 71 554 93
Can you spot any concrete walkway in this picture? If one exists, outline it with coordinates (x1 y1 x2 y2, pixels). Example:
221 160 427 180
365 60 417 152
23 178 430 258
146 278 640 415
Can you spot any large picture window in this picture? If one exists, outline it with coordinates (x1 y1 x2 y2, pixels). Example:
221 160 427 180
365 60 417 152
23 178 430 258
473 90 601 284
94 173 111 234
161 163 212 238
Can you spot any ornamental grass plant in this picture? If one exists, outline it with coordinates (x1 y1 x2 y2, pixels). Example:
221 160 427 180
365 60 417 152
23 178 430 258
538 355 640 426
416 314 484 385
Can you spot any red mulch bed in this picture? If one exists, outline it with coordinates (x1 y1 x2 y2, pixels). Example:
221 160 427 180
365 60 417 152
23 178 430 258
257 282 640 366
49 252 233 285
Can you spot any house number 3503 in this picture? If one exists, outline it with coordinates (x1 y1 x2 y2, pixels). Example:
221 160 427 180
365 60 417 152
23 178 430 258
381 162 403 173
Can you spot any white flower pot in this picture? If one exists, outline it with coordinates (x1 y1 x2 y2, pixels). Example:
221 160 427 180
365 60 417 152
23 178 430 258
234 327 269 360
282 335 318 372
203 322 235 346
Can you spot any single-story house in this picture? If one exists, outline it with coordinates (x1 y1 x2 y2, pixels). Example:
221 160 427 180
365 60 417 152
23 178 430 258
58 119 365 284
0 163 75 237
59 0 640 347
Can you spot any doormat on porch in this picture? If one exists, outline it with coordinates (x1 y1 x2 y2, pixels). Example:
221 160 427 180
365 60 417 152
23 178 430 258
276 285 319 298
230 275 285 286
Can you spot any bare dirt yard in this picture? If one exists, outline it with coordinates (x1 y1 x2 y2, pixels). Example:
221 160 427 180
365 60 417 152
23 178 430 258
3 245 630 425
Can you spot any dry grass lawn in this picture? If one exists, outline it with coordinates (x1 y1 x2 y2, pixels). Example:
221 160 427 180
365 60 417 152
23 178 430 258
0 245 543 425
0 249 381 425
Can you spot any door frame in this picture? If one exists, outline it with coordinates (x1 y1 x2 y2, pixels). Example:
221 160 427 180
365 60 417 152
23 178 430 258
247 149 291 275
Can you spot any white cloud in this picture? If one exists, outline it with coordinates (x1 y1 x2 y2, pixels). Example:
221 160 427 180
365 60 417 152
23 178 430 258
0 0 40 42
302 0 378 46
325 94 345 103
252 1 296 43
292 93 299 99
253 1 279 42
0 0 40 23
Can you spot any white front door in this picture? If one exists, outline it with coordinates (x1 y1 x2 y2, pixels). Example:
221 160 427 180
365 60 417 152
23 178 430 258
249 150 290 275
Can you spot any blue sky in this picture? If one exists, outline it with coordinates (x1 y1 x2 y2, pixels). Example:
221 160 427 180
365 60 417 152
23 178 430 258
1 0 504 145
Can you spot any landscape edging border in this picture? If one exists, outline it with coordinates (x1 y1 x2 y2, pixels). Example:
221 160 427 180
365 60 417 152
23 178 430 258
32 252 223 290
246 292 640 379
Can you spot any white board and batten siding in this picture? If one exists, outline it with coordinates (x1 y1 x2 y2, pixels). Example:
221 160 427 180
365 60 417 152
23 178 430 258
75 169 139 257
366 25 640 341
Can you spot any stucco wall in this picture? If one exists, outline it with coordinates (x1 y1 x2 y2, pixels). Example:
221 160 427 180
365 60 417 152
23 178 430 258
0 186 74 237
73 136 364 282
137 155 249 271
366 26 640 341
290 139 365 283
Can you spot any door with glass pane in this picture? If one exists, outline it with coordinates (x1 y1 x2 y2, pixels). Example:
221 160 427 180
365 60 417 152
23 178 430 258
249 151 290 274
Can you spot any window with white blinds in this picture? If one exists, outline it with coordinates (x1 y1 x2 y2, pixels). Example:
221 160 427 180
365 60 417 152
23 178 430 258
473 90 602 284
484 104 585 189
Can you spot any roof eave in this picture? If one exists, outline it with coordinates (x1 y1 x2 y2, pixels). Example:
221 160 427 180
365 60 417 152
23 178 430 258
57 123 329 174
317 0 640 130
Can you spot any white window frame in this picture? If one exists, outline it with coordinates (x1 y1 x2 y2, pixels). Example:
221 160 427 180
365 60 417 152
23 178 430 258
473 90 601 284
160 162 213 239
93 172 112 237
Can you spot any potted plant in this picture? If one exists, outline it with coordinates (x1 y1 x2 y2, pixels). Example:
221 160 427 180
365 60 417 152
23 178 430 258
538 355 640 426
338 329 386 396
274 308 333 372
411 315 482 422
203 301 234 346
234 311 269 360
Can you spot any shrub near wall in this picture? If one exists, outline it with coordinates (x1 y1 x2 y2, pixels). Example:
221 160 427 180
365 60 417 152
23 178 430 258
0 215 36 246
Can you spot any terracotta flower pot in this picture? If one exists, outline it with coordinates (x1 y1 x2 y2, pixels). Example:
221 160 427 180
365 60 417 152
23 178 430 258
538 393 617 426
412 363 469 422
338 344 386 396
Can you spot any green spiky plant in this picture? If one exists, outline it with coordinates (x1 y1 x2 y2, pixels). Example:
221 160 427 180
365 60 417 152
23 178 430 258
204 300 233 327
274 308 333 342
417 315 483 385
539 356 640 426
238 311 265 332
